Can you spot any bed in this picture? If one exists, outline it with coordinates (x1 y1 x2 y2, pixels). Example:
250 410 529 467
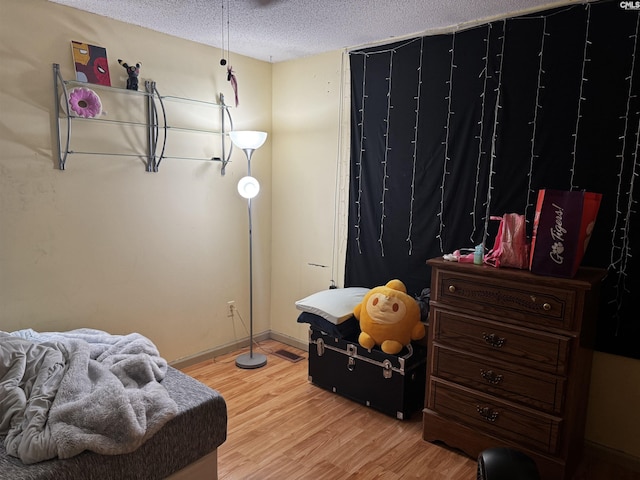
0 329 227 480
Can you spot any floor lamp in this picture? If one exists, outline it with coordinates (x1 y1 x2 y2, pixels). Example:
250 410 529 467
230 130 268 369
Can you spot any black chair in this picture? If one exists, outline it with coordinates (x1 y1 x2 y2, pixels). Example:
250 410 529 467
477 447 541 480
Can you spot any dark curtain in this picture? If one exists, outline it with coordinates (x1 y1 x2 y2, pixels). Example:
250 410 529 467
345 0 640 359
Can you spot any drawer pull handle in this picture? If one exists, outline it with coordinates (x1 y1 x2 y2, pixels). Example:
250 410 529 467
482 332 505 348
476 405 500 422
448 285 456 293
543 302 551 311
480 369 504 385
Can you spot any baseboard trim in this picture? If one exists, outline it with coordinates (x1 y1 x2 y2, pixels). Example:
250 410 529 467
268 331 308 352
584 440 640 473
169 330 307 370
170 332 271 369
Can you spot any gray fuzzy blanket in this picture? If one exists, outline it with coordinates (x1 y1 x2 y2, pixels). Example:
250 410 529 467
0 329 178 464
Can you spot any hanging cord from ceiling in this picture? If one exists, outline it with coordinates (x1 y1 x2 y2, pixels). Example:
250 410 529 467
219 0 239 106
219 0 228 66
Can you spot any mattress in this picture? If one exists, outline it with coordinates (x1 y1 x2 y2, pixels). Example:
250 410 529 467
0 366 227 480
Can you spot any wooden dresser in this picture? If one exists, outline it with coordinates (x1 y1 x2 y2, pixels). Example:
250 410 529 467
423 257 605 480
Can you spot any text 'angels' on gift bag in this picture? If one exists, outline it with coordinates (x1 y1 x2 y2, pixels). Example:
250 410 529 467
529 189 602 278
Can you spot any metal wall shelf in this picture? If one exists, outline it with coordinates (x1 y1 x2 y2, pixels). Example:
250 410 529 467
53 63 234 173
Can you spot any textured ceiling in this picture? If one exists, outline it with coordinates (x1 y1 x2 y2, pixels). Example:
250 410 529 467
48 0 578 63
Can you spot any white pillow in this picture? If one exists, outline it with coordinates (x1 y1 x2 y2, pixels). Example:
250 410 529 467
295 287 370 325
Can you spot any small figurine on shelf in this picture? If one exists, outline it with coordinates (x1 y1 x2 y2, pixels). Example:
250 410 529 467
117 59 141 90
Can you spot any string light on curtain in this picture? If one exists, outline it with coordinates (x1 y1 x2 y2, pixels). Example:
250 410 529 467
352 39 424 257
377 50 396 258
524 16 549 223
570 3 592 189
406 37 424 256
482 19 507 252
354 53 369 255
437 32 457 252
610 8 639 332
469 24 492 244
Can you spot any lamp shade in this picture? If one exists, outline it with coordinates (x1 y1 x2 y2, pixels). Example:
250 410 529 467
229 131 267 150
237 176 260 199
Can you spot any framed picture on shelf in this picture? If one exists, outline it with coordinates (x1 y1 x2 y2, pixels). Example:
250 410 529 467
71 41 111 86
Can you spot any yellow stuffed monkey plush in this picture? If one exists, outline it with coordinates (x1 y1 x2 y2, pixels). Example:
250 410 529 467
353 279 425 354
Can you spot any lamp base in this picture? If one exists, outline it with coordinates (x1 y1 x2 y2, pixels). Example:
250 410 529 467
235 352 267 369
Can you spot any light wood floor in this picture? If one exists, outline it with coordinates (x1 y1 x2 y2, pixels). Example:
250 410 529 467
181 339 639 480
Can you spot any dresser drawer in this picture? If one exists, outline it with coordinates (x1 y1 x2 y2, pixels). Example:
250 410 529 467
431 269 576 330
431 310 570 375
428 379 561 455
431 345 565 414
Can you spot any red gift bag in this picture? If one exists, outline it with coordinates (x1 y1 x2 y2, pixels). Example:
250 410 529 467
529 189 602 278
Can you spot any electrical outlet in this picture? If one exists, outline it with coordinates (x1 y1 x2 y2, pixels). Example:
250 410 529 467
227 300 235 317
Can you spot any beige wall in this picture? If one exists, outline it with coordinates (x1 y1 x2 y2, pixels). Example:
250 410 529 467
586 352 640 458
270 50 350 347
0 0 272 362
1 0 639 462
